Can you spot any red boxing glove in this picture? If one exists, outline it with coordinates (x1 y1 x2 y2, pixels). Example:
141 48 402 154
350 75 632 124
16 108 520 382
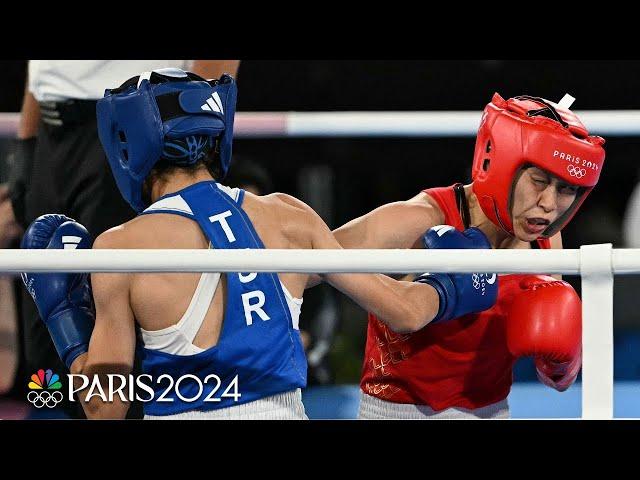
505 275 582 392
535 348 582 392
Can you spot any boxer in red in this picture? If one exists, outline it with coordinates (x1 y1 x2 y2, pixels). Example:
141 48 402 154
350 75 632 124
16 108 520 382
333 93 606 418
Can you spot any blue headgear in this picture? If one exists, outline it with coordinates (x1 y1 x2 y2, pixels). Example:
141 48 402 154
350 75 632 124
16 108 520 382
97 68 237 212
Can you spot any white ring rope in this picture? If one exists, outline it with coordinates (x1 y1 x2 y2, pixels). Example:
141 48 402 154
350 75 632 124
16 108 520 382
0 247 636 273
2 111 640 137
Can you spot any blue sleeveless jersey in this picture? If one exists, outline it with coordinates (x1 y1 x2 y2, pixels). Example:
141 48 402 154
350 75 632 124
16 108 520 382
138 181 307 415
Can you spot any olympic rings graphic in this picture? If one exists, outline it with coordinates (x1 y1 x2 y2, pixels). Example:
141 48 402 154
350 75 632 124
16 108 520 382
27 390 63 408
566 165 587 178
472 273 480 289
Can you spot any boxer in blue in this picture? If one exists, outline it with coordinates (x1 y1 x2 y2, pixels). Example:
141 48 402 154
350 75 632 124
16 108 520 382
20 69 497 419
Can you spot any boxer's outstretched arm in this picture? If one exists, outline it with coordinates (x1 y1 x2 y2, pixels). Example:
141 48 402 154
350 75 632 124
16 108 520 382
333 195 444 249
320 226 440 333
69 233 136 420
305 196 443 288
271 194 441 333
323 268 441 333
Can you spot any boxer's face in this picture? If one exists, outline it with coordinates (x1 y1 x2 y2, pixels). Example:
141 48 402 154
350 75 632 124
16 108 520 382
511 166 579 241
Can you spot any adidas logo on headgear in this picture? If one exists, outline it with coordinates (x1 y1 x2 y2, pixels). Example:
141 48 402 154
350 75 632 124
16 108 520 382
201 92 224 114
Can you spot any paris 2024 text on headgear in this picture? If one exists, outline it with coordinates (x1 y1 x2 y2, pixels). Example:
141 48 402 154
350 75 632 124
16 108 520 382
96 68 238 213
471 93 606 238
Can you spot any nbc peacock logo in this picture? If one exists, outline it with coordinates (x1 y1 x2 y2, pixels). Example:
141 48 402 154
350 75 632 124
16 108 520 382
27 369 63 408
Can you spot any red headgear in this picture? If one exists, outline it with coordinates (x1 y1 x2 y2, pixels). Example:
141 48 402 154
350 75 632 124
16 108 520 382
471 93 606 238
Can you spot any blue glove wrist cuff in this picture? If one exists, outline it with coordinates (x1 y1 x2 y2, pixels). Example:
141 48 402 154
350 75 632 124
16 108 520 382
414 273 457 324
46 306 95 369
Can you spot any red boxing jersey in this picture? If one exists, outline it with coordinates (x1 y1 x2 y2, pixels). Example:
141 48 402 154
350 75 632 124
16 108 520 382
360 185 551 411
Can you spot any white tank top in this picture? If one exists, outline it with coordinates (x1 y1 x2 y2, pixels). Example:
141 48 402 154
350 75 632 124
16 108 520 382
139 184 304 356
28 60 193 101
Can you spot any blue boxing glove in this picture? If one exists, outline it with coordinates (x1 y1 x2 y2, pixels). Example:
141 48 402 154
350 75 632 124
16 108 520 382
415 225 498 323
21 214 95 368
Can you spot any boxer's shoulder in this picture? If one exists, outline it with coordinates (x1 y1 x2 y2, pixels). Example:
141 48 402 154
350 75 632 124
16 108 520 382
370 197 445 248
244 192 323 248
407 191 446 222
246 191 319 224
252 191 311 211
93 214 207 250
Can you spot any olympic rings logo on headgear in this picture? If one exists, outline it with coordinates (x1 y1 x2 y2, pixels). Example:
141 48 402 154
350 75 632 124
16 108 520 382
471 93 606 238
472 273 480 289
27 390 63 409
566 165 587 178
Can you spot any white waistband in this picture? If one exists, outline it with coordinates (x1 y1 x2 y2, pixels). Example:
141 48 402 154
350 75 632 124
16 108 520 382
358 391 510 420
144 389 308 420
